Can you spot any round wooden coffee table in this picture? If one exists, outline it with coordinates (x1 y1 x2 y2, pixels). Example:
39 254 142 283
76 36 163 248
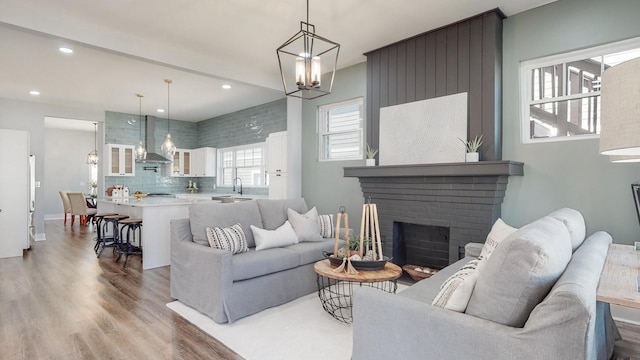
314 259 402 324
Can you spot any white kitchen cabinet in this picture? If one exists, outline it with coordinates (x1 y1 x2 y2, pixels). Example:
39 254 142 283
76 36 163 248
267 131 288 174
191 147 216 177
169 149 192 177
106 144 135 176
267 131 288 199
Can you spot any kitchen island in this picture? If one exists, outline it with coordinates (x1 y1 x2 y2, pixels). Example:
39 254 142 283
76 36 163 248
97 197 192 270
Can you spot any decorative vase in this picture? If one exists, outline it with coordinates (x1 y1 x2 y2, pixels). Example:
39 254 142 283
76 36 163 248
366 158 376 166
465 152 479 162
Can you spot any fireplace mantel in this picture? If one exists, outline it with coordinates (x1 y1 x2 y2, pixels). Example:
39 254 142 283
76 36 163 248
344 160 523 178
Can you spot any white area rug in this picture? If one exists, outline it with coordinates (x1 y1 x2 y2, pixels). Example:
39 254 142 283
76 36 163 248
167 285 407 360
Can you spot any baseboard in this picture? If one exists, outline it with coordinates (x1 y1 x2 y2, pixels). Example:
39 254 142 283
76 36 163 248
35 233 46 242
44 214 63 220
611 304 640 325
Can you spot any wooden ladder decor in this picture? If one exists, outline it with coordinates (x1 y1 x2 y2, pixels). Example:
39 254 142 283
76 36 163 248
360 201 383 260
333 207 358 274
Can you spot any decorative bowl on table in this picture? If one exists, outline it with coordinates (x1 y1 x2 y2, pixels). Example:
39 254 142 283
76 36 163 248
323 252 391 271
402 265 438 281
133 193 147 200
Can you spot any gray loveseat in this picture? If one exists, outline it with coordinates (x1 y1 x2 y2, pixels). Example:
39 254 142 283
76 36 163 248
170 198 342 324
352 208 620 360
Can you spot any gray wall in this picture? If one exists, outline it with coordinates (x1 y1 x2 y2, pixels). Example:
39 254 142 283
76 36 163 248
501 0 640 244
0 98 104 239
302 62 368 229
43 128 95 219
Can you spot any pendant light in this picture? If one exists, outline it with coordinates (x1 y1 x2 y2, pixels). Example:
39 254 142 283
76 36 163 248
161 79 176 159
86 122 99 165
135 93 147 160
276 0 340 100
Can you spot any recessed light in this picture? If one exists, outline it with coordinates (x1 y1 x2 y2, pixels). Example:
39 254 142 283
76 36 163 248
222 84 232 90
29 90 40 96
157 108 165 113
59 47 73 54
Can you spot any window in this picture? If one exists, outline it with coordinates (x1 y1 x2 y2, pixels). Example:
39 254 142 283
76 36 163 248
318 97 364 161
520 38 640 143
217 143 266 187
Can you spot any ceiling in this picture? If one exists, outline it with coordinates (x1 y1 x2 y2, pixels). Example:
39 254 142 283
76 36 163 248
0 0 556 127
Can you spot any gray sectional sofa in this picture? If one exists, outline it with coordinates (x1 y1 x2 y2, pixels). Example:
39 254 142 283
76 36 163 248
170 198 343 324
352 208 620 360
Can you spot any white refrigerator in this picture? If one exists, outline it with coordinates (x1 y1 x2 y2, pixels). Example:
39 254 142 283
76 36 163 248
0 129 29 258
28 154 35 249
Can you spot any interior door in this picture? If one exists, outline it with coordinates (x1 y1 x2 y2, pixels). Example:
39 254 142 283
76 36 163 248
0 129 29 258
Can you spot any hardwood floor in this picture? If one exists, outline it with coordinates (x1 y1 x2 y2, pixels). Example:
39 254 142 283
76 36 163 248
0 220 242 360
1 220 639 359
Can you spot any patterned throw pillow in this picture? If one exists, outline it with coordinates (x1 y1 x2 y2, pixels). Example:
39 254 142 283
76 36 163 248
205 223 249 255
431 259 481 312
317 214 334 238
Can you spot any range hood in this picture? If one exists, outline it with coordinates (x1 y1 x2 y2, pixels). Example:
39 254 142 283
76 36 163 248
136 115 172 163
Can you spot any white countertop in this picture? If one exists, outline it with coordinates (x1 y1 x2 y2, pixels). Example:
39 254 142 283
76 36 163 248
97 197 192 207
98 192 267 207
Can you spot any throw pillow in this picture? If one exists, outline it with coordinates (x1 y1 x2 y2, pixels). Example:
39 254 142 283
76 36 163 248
465 216 572 328
205 223 249 255
287 207 324 242
317 214 334 238
479 218 517 260
251 221 299 251
432 259 481 312
548 208 586 251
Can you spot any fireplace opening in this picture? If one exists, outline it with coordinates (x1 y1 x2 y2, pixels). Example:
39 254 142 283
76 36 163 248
392 222 450 270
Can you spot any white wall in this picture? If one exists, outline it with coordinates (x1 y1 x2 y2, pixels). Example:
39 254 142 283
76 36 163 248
43 128 95 219
0 97 104 239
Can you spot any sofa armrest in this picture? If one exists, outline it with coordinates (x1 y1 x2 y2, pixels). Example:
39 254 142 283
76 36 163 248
464 242 483 258
170 218 234 323
352 286 591 360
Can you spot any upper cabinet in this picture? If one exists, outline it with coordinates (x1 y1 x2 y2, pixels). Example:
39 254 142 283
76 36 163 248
191 147 216 177
267 131 288 174
169 149 192 177
106 144 135 177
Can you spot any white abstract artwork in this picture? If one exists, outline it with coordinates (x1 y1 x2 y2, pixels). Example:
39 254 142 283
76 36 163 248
379 92 468 166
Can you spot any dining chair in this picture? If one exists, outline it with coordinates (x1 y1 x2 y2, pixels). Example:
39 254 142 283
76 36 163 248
59 191 73 225
67 192 97 226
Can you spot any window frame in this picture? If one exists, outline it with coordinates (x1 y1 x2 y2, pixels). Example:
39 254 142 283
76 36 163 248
520 36 640 144
216 142 267 188
317 97 364 162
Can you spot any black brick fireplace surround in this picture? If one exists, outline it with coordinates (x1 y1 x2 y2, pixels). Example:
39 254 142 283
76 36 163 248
345 161 523 266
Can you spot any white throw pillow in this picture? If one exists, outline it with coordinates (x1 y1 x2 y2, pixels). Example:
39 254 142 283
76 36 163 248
251 221 299 251
205 223 249 255
431 259 481 312
317 214 334 238
287 207 324 242
479 218 517 260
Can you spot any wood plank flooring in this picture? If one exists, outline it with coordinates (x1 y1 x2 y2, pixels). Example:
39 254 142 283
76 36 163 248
0 219 639 359
0 220 242 360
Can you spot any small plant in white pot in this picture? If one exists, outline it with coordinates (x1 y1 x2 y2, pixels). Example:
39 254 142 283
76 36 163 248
365 143 378 166
460 135 483 162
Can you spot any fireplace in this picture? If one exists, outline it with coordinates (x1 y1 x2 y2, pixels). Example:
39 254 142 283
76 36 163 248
345 161 523 266
393 222 450 269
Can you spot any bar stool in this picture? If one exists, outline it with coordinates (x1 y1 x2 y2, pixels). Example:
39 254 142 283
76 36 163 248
93 213 117 253
117 218 143 269
97 214 129 258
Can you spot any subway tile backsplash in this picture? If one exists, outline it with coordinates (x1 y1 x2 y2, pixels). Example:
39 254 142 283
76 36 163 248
104 98 286 195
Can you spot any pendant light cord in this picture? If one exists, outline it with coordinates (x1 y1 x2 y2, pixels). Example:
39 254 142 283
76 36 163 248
166 79 172 134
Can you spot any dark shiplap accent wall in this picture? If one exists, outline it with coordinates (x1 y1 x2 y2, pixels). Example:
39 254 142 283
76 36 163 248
365 9 504 161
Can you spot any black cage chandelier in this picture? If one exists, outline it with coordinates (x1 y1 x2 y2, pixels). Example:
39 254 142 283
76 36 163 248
276 0 340 100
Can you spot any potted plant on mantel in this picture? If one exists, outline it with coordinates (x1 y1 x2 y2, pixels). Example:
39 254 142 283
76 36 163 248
460 135 483 162
365 143 378 166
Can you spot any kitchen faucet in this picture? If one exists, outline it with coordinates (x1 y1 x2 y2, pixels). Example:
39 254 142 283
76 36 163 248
232 177 243 196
